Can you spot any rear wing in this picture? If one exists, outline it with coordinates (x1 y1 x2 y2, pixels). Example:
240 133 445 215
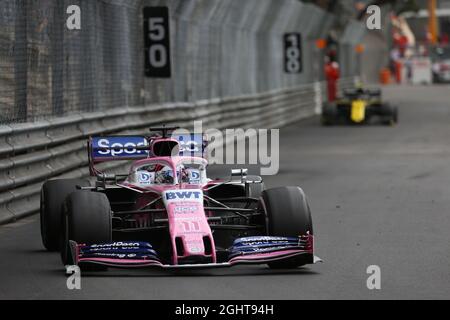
343 88 381 99
88 134 207 176
172 133 205 158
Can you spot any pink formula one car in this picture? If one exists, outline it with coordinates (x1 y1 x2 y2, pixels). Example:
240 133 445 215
40 127 321 270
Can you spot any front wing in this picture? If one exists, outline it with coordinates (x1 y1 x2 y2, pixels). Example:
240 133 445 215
68 235 322 270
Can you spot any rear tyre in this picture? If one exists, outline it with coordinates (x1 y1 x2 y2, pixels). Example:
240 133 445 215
40 179 90 251
61 191 112 270
391 106 398 124
261 186 313 269
321 103 336 126
380 104 398 126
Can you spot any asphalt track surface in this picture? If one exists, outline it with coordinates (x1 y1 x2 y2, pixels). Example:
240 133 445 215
1 85 450 300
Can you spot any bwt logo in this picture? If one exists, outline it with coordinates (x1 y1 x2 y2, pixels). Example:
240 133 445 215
189 171 200 180
165 191 202 200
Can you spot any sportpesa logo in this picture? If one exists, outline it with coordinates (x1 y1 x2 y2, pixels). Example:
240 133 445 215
92 136 148 157
89 242 142 248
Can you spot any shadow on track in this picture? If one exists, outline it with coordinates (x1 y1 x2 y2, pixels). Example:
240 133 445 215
45 266 320 278
81 268 320 278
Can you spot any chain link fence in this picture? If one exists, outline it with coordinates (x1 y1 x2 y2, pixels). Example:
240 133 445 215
0 0 346 125
0 0 144 124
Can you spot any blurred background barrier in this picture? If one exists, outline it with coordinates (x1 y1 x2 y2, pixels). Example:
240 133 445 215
0 0 368 124
0 0 342 124
0 0 365 223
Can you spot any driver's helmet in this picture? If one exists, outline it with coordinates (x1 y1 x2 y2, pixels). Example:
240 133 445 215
155 165 175 184
154 165 189 184
355 81 365 94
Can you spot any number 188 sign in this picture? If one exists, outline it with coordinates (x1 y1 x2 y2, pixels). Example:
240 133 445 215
284 33 302 74
144 7 171 78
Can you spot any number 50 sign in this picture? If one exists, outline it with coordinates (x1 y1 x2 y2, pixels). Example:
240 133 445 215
144 7 171 78
284 33 302 74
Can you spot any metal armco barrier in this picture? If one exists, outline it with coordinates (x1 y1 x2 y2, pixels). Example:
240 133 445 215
0 78 356 224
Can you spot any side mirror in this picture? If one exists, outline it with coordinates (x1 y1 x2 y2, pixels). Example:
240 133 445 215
231 168 248 182
97 173 116 181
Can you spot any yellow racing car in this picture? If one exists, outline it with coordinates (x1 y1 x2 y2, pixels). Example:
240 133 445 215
321 88 398 126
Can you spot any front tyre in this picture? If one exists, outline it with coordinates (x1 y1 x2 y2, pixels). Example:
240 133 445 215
261 186 313 269
61 191 112 268
40 179 90 251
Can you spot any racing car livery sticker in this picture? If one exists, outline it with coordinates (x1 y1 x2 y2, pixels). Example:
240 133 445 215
79 241 160 260
91 134 205 161
164 190 203 202
186 169 201 184
91 136 149 159
137 171 155 185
